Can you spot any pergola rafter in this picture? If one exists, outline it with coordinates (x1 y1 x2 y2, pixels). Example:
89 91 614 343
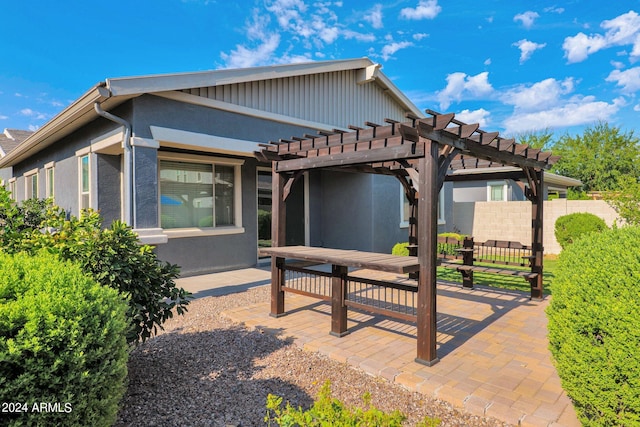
257 110 557 365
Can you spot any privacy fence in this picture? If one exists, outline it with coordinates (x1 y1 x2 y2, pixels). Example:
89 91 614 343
453 200 620 254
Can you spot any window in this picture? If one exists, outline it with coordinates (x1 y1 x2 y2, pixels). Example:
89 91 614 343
25 169 38 199
8 178 16 200
159 159 240 229
79 154 90 209
45 162 55 199
400 187 446 227
487 181 508 201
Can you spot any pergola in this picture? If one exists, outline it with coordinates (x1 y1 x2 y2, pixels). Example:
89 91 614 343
256 110 558 365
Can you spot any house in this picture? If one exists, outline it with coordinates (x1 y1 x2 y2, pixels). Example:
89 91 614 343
448 166 582 202
0 129 33 185
1 58 446 276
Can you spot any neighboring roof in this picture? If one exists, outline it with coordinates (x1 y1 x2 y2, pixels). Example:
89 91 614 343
448 166 582 187
0 58 422 168
0 129 34 157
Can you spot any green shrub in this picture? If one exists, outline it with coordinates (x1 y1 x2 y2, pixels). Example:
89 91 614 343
198 215 213 227
0 189 191 344
554 212 608 249
547 227 640 425
392 234 466 257
265 380 429 427
258 209 272 240
391 242 409 256
0 251 129 427
438 232 465 241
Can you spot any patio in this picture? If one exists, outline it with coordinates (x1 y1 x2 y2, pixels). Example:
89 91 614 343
179 268 580 426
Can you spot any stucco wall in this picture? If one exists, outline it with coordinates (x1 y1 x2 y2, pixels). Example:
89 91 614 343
452 199 620 254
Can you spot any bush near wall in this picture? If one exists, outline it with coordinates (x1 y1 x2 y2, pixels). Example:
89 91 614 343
547 226 640 425
392 233 466 257
0 252 129 427
554 212 608 250
0 188 190 344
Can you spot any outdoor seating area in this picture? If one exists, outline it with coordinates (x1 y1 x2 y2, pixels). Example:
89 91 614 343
439 237 540 294
220 268 580 426
257 110 557 366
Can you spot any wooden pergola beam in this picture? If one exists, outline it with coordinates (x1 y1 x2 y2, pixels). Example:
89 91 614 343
275 142 425 172
261 109 558 366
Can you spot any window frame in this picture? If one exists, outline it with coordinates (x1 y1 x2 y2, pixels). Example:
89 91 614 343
78 153 91 211
158 152 245 238
24 168 38 200
487 180 508 202
8 178 16 200
45 161 55 199
400 186 446 227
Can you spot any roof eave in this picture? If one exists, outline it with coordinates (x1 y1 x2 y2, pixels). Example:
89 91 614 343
0 84 112 168
105 58 377 97
372 69 424 119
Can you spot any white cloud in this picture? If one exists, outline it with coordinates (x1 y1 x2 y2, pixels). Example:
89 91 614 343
413 32 428 41
400 0 441 20
16 108 48 126
634 104 640 111
484 58 491 65
266 0 307 30
503 97 623 134
513 11 540 29
364 4 383 29
436 71 493 110
381 41 413 60
456 108 491 128
342 29 376 42
502 77 574 111
563 10 640 63
606 66 640 93
220 34 281 68
543 6 564 14
220 1 346 68
0 114 8 120
28 125 39 132
513 39 547 63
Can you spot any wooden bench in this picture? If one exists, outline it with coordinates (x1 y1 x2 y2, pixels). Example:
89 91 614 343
438 237 541 297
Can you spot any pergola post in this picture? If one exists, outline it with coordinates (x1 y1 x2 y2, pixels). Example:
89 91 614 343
530 170 544 300
270 168 286 317
415 141 440 366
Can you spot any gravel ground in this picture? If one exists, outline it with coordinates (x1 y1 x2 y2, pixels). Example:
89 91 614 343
115 286 510 427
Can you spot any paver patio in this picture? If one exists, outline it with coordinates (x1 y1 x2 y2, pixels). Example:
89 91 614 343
182 267 581 426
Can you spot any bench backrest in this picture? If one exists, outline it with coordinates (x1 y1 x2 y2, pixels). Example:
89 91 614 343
437 236 464 260
474 239 532 267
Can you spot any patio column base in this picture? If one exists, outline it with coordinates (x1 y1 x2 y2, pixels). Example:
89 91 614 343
415 357 440 367
330 331 350 338
269 312 287 318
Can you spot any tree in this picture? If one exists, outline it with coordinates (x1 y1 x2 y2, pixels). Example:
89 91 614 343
605 175 640 226
550 122 640 192
516 128 555 150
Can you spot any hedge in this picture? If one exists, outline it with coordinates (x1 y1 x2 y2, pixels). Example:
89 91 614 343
547 226 640 425
554 212 608 250
0 251 129 427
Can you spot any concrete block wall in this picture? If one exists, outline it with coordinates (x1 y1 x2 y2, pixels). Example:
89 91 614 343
452 200 620 254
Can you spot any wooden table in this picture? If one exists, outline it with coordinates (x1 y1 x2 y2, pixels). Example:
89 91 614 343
260 246 420 337
260 246 420 274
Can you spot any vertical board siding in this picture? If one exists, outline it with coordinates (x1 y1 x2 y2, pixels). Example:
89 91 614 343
180 70 408 128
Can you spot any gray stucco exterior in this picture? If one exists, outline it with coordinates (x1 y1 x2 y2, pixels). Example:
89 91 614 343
2 59 432 276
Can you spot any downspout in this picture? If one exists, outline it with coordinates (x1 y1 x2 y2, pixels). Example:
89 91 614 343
94 102 135 228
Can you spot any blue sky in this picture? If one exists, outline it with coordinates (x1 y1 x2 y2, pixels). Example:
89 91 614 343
1 1 639 138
